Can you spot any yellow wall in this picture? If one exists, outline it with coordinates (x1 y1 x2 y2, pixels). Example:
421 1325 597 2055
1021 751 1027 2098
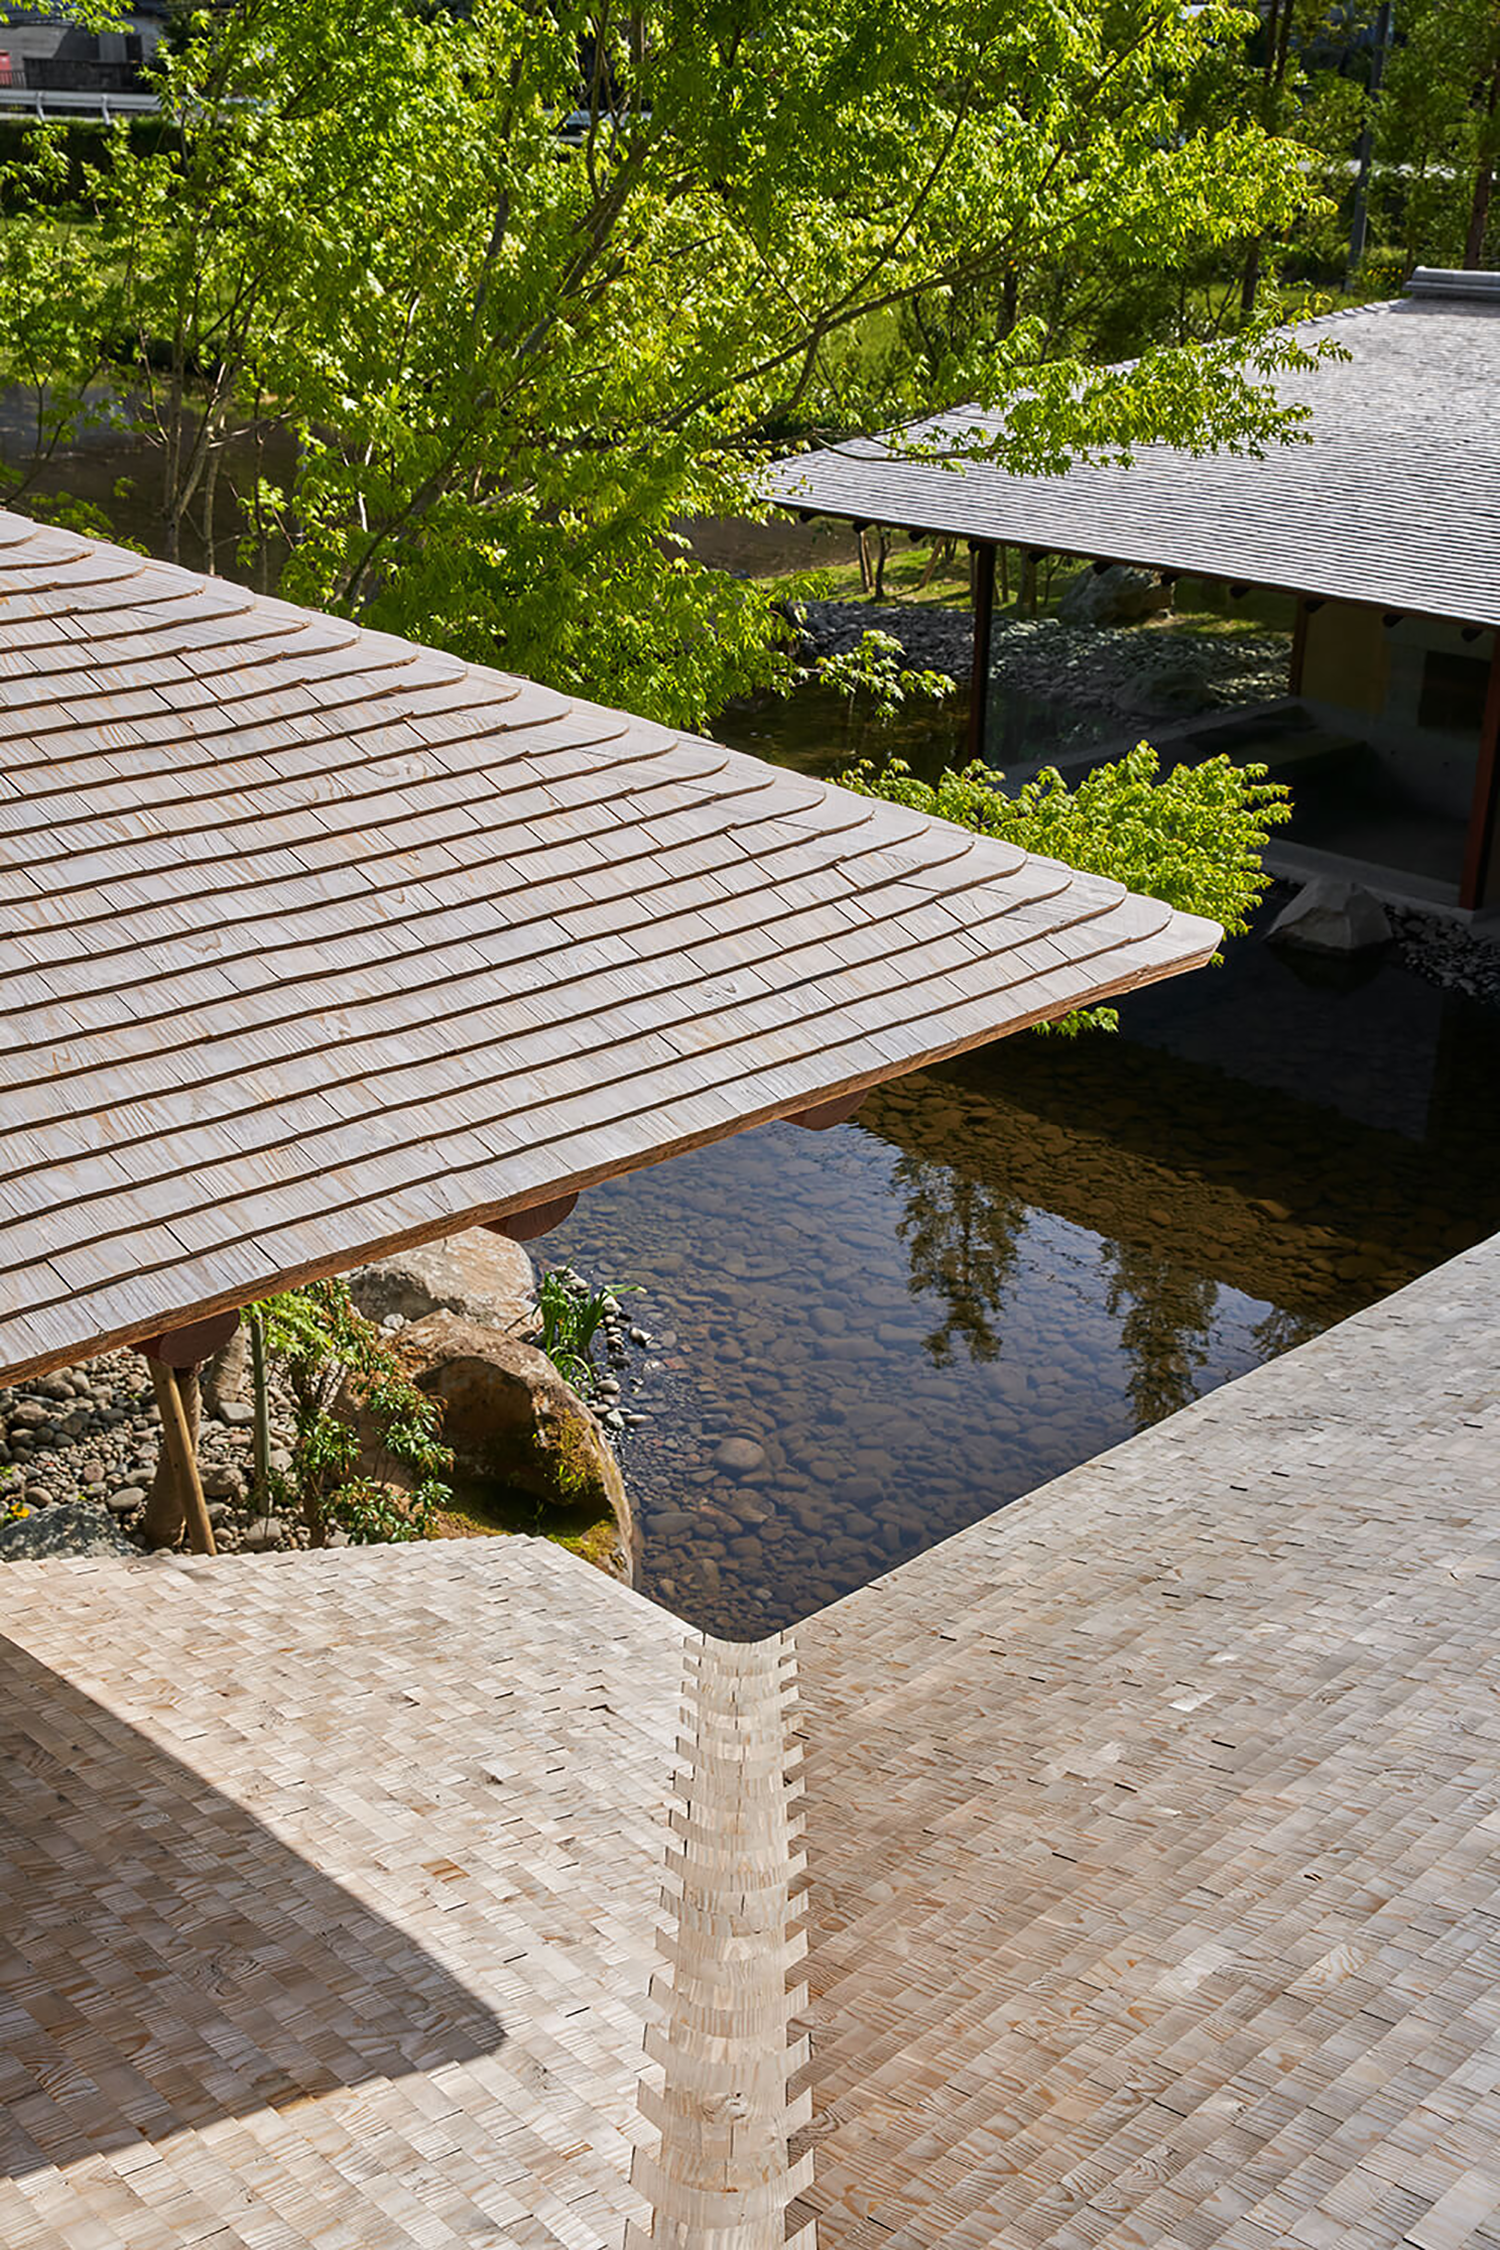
1301 600 1390 715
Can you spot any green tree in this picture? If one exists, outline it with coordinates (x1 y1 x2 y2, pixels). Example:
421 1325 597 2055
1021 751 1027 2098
1378 0 1500 272
255 1278 453 1545
844 740 1291 1030
4 0 1323 726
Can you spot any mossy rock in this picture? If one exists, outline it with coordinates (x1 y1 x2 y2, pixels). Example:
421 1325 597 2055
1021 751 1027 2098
399 1311 634 1575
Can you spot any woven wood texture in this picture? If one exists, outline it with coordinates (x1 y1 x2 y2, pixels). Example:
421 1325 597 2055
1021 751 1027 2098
793 1237 1500 2250
0 1538 688 2250
0 508 1218 1385
631 1636 814 2250
1 1238 1498 2247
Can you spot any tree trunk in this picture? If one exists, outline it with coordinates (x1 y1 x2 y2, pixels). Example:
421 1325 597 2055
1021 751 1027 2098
1464 60 1500 269
148 1359 217 1557
871 528 891 601
142 1363 201 1547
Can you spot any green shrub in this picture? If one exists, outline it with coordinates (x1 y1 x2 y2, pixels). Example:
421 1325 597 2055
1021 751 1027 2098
253 1278 452 1544
844 741 1290 1031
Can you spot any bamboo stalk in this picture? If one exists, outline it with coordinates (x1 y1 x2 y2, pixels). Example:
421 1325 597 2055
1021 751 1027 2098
247 1307 272 1517
148 1359 217 1557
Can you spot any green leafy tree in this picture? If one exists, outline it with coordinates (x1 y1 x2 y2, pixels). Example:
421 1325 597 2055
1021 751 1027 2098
1378 0 1500 272
4 0 1324 726
817 629 956 721
844 739 1291 1030
255 1278 453 1545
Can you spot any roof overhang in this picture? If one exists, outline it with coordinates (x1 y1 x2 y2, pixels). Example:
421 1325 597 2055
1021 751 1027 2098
764 288 1500 632
0 510 1218 1382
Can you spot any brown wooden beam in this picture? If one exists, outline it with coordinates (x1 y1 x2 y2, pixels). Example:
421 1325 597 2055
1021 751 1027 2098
148 1358 217 1556
966 541 997 766
1459 632 1500 911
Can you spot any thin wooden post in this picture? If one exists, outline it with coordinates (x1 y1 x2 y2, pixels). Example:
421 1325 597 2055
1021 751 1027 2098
247 1307 272 1517
1458 631 1500 911
967 541 997 766
1289 596 1310 695
148 1358 217 1556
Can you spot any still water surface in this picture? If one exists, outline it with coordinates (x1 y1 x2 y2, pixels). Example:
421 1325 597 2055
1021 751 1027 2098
546 691 1500 1638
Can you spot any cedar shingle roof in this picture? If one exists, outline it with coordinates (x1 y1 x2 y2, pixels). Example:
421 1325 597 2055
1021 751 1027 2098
765 286 1500 625
0 507 1216 1383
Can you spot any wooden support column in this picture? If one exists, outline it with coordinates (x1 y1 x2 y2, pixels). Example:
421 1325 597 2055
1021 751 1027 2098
966 540 997 766
1289 596 1310 695
148 1358 217 1556
1458 630 1500 911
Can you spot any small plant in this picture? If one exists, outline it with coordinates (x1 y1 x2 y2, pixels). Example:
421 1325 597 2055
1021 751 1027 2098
253 1278 453 1545
813 630 956 721
535 1268 635 1398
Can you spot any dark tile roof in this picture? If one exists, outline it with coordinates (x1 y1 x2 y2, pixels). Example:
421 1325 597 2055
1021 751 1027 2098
765 289 1500 624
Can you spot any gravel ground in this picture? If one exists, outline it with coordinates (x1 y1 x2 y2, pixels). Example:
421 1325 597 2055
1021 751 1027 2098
0 1346 305 1561
0 1279 656 1566
792 599 1292 722
1385 905 1500 1009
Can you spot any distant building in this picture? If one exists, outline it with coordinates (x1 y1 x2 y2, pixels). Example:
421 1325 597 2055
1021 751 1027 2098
767 270 1500 914
0 3 168 109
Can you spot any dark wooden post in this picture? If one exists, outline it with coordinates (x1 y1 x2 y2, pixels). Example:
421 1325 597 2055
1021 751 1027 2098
1289 597 1309 695
1459 632 1500 911
966 541 997 766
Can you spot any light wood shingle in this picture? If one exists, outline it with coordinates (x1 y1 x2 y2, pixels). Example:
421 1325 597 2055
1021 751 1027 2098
0 508 1217 1381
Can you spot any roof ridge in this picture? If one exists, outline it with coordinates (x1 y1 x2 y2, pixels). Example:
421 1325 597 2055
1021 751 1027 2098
631 1632 817 2249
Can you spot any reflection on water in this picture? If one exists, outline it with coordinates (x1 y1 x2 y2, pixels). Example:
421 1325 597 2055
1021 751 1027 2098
718 669 1118 787
547 893 1500 1639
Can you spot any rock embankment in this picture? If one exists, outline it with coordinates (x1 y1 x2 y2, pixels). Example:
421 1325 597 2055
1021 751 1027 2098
792 597 1292 725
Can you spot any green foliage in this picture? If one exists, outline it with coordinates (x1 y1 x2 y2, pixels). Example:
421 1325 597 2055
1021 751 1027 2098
256 1276 452 1544
1377 0 1500 271
2 0 1319 726
535 1268 634 1399
845 740 1290 1031
815 629 956 720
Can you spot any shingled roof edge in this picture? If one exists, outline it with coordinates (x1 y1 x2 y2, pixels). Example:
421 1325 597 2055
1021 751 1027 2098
0 507 1219 1382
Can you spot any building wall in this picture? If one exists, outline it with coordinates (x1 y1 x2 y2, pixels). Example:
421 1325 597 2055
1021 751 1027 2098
0 6 165 89
1301 597 1390 716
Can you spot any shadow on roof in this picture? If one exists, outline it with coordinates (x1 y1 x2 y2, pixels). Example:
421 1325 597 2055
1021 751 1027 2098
0 1630 504 2178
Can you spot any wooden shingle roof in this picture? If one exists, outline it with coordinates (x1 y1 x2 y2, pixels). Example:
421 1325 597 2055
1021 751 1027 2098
765 286 1500 626
0 508 1216 1383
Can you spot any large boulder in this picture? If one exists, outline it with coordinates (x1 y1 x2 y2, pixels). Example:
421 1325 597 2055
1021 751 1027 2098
399 1311 634 1568
346 1228 538 1336
1058 563 1170 628
1269 878 1392 956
